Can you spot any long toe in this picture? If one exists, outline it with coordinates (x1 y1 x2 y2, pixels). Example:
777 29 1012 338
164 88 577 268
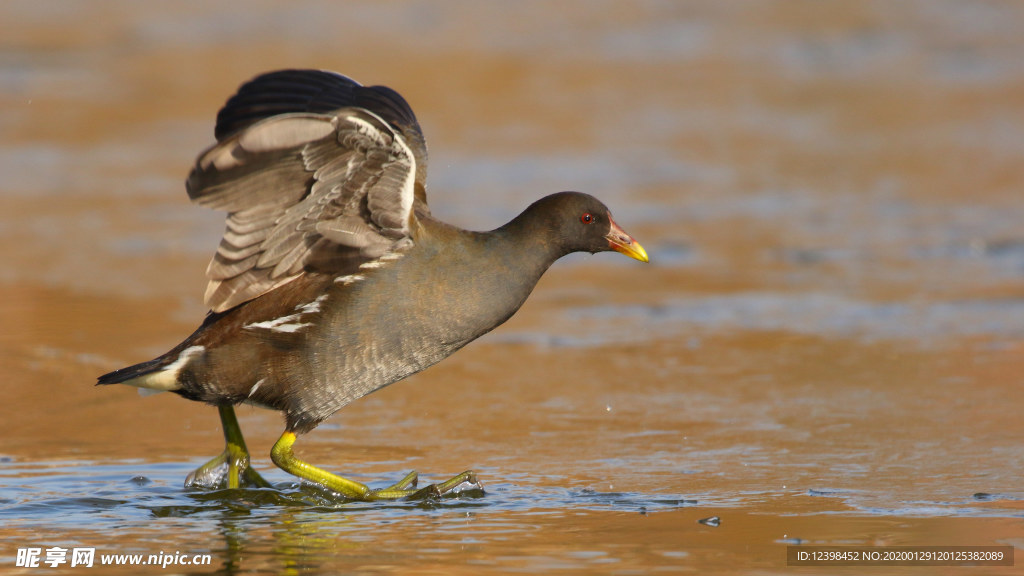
407 484 443 500
436 470 484 496
386 470 419 492
401 471 484 500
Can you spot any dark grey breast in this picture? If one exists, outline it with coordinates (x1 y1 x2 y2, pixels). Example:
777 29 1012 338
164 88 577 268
185 70 431 313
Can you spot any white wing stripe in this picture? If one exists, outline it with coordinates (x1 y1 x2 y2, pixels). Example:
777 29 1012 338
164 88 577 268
344 114 415 237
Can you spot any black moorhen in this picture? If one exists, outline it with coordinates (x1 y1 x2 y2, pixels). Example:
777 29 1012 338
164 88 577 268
98 70 648 500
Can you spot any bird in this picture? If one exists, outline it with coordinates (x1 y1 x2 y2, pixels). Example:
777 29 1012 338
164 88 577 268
97 69 648 500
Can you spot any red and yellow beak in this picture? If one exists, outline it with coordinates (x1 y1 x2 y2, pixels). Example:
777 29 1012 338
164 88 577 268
606 215 649 263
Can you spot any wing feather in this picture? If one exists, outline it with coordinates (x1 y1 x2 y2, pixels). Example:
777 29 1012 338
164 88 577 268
187 72 425 313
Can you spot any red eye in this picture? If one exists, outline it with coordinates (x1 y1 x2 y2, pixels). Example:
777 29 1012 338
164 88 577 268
581 213 594 224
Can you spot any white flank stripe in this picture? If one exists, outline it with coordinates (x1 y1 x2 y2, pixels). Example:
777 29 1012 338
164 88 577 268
248 378 265 398
245 315 313 333
245 295 327 333
296 294 328 314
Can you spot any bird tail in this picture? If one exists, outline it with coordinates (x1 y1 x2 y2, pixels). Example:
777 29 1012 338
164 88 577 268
96 357 169 386
96 345 205 393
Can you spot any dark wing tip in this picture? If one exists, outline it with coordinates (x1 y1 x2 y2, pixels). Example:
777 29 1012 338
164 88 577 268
211 69 430 215
214 70 358 141
213 69 423 145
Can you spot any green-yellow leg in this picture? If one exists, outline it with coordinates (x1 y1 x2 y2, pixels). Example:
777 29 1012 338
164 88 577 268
270 431 479 501
185 405 272 490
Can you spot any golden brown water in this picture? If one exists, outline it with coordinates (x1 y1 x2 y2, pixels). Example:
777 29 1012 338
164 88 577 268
3 2 1024 574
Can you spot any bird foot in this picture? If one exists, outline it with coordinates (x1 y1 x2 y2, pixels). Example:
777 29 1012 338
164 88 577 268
184 444 271 490
270 431 482 501
366 469 483 501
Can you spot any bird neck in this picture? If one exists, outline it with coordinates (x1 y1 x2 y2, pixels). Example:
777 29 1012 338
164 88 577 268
490 204 570 274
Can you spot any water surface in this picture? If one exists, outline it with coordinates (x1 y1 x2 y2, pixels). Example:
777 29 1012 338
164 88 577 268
3 1 1024 574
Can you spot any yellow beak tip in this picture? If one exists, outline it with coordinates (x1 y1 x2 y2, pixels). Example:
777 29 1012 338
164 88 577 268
612 240 650 263
633 242 650 263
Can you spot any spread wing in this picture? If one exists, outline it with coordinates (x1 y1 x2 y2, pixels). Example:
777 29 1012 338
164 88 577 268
186 70 429 313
